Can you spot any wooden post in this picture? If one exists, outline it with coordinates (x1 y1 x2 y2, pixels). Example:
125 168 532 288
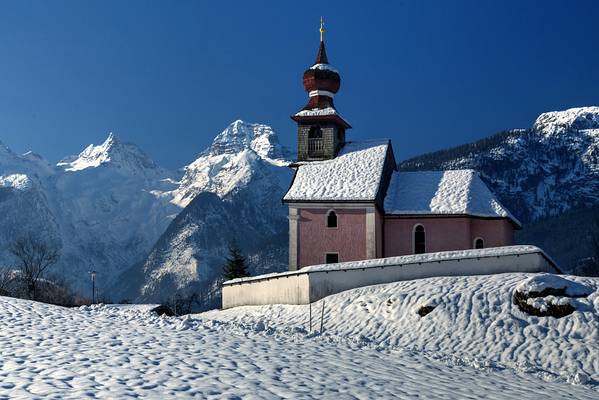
320 300 325 333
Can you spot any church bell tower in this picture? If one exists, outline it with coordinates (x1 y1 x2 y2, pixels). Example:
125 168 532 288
292 18 351 161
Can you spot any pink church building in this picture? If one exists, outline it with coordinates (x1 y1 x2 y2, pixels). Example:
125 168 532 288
283 28 521 271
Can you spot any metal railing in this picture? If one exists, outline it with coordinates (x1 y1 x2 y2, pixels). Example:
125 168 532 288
308 138 324 158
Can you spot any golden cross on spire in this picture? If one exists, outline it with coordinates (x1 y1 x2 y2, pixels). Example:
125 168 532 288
319 16 325 42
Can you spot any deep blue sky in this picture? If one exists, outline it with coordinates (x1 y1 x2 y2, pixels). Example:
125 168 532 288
1 0 598 168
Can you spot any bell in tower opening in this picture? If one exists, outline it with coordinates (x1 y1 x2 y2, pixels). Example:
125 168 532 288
291 18 351 162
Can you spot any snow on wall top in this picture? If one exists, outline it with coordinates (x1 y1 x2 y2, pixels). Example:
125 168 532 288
384 170 520 225
283 140 390 202
224 245 556 284
533 106 599 135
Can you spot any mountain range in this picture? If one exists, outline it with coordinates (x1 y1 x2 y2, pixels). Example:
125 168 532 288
400 106 599 271
1 107 599 307
0 120 292 304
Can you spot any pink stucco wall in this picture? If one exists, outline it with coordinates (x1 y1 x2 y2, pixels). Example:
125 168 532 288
298 208 366 268
383 217 515 257
375 209 384 258
470 218 514 248
295 207 516 269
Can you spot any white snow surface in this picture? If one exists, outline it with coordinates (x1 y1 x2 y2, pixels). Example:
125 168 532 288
225 245 552 284
1 273 598 398
284 140 390 202
310 63 340 74
384 169 520 225
208 273 599 395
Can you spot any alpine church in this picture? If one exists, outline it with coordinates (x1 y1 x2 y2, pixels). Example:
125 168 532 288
283 20 520 271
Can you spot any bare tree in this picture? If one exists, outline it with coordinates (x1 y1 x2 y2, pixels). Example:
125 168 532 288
9 235 60 301
0 268 16 296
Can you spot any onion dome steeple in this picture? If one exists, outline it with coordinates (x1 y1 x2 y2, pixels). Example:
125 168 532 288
301 17 341 110
292 18 351 162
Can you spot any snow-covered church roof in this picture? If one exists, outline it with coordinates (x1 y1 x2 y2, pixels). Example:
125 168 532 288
384 170 521 226
284 139 519 226
283 140 391 202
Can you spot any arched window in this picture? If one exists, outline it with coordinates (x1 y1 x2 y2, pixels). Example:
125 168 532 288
414 224 426 254
308 126 322 139
474 238 484 249
326 210 337 228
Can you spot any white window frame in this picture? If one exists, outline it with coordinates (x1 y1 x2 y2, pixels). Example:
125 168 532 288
412 224 426 254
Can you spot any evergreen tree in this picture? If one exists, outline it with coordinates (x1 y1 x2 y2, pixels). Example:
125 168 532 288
222 243 250 280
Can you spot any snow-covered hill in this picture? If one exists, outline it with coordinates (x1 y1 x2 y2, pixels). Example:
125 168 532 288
400 106 599 223
0 273 597 398
204 273 599 387
114 121 293 305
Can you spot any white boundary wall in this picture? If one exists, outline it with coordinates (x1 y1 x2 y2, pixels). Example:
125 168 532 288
222 246 561 309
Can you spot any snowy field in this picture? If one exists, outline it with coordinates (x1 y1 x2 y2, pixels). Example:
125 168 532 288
0 273 598 398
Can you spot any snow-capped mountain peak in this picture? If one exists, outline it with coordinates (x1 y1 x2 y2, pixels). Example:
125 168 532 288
533 106 599 135
205 120 290 162
171 120 292 207
57 132 161 176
